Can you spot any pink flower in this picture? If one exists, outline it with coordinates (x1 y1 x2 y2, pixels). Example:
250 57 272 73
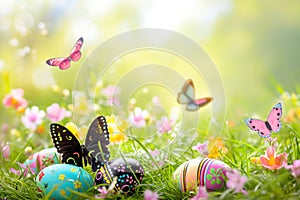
2 88 28 112
152 96 160 104
226 169 247 193
149 149 160 157
46 103 71 122
285 160 300 178
95 186 109 199
260 146 287 170
101 85 121 107
1 142 10 160
191 186 208 200
21 106 45 130
192 141 209 157
144 189 159 200
101 85 120 97
156 116 173 134
10 162 35 177
129 107 150 128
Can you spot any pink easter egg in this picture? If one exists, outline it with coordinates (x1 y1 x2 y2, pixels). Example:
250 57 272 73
173 157 230 192
23 147 60 173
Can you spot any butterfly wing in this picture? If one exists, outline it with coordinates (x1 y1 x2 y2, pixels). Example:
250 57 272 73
46 57 71 70
50 124 84 167
178 79 213 111
186 97 213 111
85 116 110 171
245 118 272 138
267 102 282 132
194 97 213 107
177 79 195 104
177 92 192 104
69 37 83 61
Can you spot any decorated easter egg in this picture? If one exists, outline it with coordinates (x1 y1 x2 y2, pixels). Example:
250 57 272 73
95 157 144 194
174 158 229 192
36 164 94 200
23 147 60 173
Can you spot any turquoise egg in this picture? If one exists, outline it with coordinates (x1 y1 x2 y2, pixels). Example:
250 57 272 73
23 148 60 173
36 164 94 200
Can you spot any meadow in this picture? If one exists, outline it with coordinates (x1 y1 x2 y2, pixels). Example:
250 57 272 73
1 1 300 200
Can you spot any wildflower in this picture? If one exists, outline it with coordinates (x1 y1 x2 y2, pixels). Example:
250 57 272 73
101 85 121 106
102 85 120 97
144 189 159 200
95 177 117 199
10 128 21 137
35 123 45 134
260 146 287 170
10 163 35 177
285 160 300 178
1 142 10 160
226 169 247 193
250 157 262 165
284 107 300 123
46 103 71 122
191 186 208 200
106 115 128 144
149 149 160 157
21 106 45 131
73 91 93 115
156 116 173 134
192 141 209 157
24 146 33 156
152 96 160 104
2 88 28 112
129 107 151 128
207 137 228 159
95 186 109 199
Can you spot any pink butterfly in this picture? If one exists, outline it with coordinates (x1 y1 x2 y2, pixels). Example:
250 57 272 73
177 79 213 111
46 37 83 70
245 102 282 138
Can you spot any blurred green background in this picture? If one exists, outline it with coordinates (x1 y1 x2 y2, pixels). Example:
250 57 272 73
1 0 300 123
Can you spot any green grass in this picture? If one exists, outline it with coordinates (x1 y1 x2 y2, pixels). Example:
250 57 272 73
1 96 300 200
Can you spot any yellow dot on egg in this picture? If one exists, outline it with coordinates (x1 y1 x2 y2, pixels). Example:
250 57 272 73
58 174 65 180
73 180 82 189
70 167 77 172
60 189 66 196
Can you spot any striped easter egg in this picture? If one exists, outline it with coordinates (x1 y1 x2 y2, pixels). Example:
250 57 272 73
174 158 229 192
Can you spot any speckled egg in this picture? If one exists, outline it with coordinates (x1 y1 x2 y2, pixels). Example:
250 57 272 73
36 164 94 200
95 157 144 194
174 158 229 192
23 147 60 173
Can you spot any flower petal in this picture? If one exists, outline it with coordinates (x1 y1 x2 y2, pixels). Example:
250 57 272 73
266 146 275 158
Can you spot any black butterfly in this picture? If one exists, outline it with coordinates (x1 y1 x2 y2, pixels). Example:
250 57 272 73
50 115 110 171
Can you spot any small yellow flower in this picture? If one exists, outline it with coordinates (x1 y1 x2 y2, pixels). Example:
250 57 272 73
106 115 128 144
73 91 92 115
35 123 45 135
10 129 21 137
284 107 300 123
250 157 262 165
207 137 228 159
